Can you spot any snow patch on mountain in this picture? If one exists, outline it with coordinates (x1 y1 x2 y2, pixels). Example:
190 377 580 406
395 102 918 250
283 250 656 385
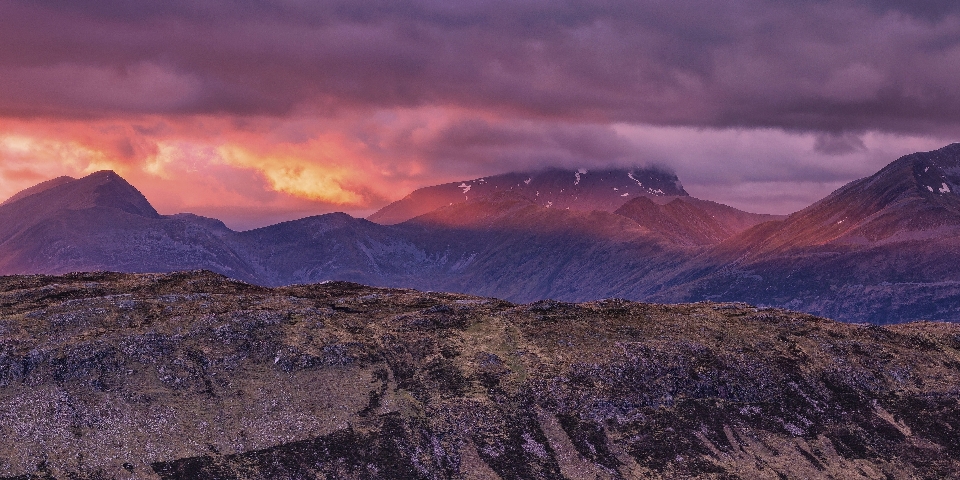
575 168 588 184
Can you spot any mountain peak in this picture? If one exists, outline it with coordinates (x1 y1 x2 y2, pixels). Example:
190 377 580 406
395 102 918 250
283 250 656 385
369 166 687 225
67 170 161 218
813 143 960 234
706 143 960 258
850 143 960 202
0 170 160 220
901 143 960 197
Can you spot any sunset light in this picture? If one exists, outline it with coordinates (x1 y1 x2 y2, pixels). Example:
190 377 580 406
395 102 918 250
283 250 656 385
2 1 957 229
3 2 960 477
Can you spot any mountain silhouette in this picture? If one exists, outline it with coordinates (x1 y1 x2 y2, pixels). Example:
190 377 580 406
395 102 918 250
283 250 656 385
0 171 255 279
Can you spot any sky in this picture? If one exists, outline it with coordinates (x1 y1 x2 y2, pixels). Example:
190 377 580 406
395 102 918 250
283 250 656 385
0 0 958 230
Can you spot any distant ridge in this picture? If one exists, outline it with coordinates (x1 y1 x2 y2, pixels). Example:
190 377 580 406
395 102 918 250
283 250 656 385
615 196 781 246
3 146 960 323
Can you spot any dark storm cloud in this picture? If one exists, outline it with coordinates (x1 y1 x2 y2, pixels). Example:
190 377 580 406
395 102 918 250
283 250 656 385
2 0 960 133
866 0 960 20
404 118 638 170
814 132 868 155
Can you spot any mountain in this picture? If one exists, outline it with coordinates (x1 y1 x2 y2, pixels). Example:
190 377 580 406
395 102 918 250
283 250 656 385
6 144 960 323
368 167 688 225
389 192 683 300
653 143 960 323
230 192 683 302
2 271 959 479
715 142 960 255
614 196 781 246
0 170 704 304
0 171 257 280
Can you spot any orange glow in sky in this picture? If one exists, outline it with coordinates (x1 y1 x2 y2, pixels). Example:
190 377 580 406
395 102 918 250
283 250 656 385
1 1 959 229
0 115 434 229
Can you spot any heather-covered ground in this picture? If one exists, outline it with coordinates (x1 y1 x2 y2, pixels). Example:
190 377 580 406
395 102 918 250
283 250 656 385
1 271 958 479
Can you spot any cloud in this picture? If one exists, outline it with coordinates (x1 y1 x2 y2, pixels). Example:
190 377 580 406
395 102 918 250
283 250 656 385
0 63 204 117
1 1 959 227
0 109 952 227
612 125 949 213
370 110 640 175
0 116 391 229
813 132 868 155
0 1 959 134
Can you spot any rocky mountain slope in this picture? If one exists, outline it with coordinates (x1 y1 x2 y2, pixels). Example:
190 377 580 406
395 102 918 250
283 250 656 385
0 175 75 206
1 271 959 480
367 167 689 225
654 143 960 323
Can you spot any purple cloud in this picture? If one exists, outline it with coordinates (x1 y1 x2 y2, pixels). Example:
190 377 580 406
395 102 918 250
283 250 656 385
2 0 960 227
0 0 959 134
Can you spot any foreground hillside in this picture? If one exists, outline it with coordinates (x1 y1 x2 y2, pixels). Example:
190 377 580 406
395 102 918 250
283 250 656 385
1 271 958 479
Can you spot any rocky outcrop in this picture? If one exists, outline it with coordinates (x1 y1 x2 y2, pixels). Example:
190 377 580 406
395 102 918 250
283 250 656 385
1 271 959 479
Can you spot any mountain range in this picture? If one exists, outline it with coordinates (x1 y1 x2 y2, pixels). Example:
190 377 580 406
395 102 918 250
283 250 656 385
4 144 960 323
